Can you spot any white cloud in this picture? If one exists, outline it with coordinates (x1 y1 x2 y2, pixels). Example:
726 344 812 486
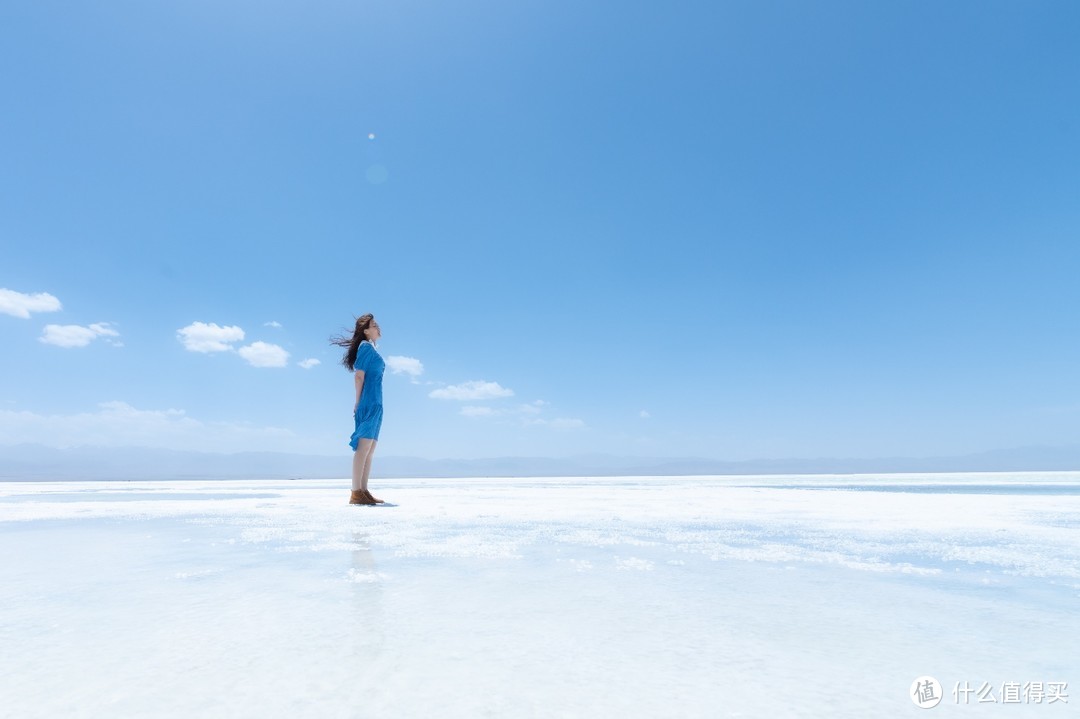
460 406 496 417
298 358 321 370
264 321 282 328
639 410 651 419
0 401 301 452
40 326 95 348
429 380 514 401
88 323 118 336
238 342 289 368
177 322 292 369
528 417 586 430
386 355 424 381
39 322 121 348
459 400 556 421
519 401 545 415
0 288 62 318
177 322 245 353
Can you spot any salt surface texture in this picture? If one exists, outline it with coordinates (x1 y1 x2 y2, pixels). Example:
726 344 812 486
1 473 1078 718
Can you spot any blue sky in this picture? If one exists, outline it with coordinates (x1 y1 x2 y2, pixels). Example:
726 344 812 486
2 1 1079 460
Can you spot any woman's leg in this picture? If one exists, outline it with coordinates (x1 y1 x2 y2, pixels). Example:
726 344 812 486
352 439 375 491
360 440 378 491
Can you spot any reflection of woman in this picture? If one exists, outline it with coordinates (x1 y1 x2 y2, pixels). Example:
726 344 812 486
331 313 386 505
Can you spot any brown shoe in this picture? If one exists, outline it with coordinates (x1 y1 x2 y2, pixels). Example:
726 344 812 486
363 489 386 504
349 490 376 505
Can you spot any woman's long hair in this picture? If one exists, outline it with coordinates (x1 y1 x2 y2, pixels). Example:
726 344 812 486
330 313 375 370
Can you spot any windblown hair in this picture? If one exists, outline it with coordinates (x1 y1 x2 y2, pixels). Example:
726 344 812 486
329 313 375 370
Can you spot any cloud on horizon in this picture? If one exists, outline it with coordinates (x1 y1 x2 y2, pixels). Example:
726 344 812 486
528 417 587 430
460 405 496 417
458 400 581 430
0 401 306 453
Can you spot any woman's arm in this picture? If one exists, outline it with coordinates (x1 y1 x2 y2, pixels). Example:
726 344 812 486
353 369 365 413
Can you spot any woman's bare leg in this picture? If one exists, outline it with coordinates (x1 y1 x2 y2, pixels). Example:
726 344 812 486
361 440 378 492
352 439 375 491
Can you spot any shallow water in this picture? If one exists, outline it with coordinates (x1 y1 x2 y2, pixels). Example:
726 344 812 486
1 474 1077 717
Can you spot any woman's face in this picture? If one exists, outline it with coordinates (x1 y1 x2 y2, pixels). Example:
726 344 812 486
365 320 381 342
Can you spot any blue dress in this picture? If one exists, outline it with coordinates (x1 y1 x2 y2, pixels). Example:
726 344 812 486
349 340 385 449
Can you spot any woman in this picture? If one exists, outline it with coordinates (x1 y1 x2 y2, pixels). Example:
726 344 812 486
331 313 386 506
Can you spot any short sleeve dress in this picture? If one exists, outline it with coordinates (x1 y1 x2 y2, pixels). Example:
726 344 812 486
349 339 385 449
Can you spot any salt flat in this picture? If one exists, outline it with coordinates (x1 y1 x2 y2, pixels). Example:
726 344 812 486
1 473 1078 718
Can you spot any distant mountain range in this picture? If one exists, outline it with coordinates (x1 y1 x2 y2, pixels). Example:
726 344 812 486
2 443 1080 480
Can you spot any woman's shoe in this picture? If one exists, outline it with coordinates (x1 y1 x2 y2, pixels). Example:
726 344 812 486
349 490 376 505
363 489 386 504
